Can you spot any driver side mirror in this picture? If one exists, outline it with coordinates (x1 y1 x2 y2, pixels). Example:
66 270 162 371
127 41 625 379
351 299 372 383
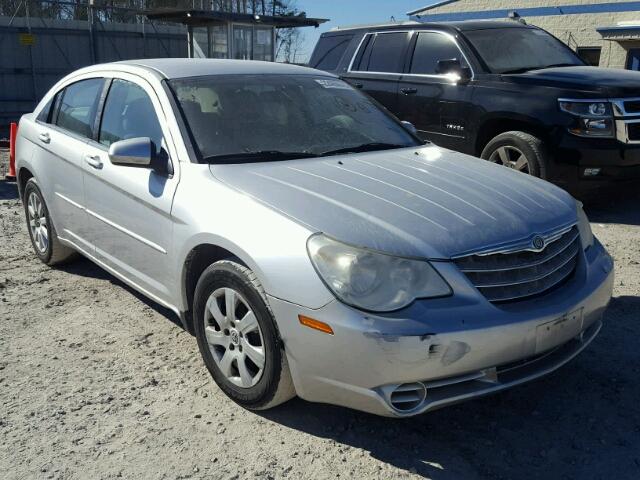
108 137 171 175
436 59 472 83
401 121 417 136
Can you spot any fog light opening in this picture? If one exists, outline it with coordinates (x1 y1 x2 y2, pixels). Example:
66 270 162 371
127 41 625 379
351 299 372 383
583 168 601 177
389 382 427 412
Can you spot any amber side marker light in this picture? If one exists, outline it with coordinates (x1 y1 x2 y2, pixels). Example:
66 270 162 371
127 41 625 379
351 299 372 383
298 315 334 335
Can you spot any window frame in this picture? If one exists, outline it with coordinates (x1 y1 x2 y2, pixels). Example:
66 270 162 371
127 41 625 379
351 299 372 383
347 31 411 74
90 73 175 175
310 34 354 71
576 46 601 67
408 30 472 77
50 78 107 141
347 29 475 81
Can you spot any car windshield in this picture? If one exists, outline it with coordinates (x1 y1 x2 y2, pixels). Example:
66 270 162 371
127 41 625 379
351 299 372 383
464 27 584 74
169 74 420 163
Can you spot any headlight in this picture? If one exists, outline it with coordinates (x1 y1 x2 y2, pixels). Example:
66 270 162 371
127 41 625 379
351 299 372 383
558 99 614 138
307 234 452 312
576 201 594 250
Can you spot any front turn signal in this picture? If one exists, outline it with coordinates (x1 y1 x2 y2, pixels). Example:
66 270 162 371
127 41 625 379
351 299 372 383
298 315 334 335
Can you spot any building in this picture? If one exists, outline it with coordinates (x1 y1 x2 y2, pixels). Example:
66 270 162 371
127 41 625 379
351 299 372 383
408 0 640 70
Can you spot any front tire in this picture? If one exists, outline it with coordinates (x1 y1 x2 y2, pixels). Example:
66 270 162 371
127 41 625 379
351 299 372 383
23 179 77 266
193 260 295 410
480 131 548 179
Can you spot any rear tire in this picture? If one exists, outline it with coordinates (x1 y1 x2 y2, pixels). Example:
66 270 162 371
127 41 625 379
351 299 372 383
23 179 77 266
480 131 548 179
193 260 295 410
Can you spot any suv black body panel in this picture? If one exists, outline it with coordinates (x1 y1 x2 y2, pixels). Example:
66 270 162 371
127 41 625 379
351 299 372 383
309 21 640 192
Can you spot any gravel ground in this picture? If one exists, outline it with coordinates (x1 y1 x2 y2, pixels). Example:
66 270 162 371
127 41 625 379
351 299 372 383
1 166 639 479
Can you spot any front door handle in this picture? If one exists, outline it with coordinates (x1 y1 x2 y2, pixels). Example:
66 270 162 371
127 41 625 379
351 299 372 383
38 132 50 144
401 87 418 95
85 154 103 170
352 82 363 89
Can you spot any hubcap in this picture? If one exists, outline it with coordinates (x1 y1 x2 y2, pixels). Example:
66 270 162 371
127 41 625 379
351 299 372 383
203 287 265 388
489 146 530 174
27 192 48 254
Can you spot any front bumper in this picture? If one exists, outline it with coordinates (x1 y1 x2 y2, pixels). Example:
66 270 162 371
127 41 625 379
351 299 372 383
268 240 614 417
552 135 640 189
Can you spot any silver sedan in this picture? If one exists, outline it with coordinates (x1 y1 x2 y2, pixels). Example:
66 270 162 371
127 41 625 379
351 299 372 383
15 59 614 416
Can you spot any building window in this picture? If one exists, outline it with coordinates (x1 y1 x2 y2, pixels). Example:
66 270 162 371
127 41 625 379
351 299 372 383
577 47 601 66
626 49 640 70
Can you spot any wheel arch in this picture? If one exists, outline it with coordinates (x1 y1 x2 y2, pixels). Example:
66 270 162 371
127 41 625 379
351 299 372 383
17 167 34 200
179 239 263 333
474 114 551 157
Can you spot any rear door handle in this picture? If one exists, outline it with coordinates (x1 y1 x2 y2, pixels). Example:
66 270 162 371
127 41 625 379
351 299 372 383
401 88 418 95
38 132 50 144
352 82 363 89
85 154 103 170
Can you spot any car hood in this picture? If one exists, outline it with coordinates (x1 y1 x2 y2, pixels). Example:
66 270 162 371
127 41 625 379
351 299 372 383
503 66 640 96
209 146 577 259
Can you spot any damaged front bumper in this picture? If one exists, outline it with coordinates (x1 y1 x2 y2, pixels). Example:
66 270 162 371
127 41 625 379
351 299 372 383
268 241 614 417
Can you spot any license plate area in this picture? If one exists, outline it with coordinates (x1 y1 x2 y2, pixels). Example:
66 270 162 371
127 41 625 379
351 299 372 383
535 308 584 354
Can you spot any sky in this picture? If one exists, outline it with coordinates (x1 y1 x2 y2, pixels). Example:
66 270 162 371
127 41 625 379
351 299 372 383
294 1 434 62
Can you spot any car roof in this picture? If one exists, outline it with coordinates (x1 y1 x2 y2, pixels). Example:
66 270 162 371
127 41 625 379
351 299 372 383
326 19 531 35
86 58 333 80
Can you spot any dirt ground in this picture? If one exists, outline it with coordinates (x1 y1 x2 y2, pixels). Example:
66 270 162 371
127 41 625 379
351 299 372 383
1 165 639 479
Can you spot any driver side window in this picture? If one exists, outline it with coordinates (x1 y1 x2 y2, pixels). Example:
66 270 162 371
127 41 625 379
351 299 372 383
99 79 164 156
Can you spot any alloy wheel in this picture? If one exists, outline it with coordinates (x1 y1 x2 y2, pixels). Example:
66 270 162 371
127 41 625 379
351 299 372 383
203 287 266 388
489 145 530 173
27 192 48 254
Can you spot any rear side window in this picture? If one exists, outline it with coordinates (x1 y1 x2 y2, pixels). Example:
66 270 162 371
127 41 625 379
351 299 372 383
410 32 467 75
309 34 353 70
99 79 164 156
353 32 408 73
55 78 104 138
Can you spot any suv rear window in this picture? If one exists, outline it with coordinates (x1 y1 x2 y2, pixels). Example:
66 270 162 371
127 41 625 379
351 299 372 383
352 32 408 73
309 34 353 70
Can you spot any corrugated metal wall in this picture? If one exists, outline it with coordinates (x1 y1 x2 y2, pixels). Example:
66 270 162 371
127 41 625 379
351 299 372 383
0 16 188 138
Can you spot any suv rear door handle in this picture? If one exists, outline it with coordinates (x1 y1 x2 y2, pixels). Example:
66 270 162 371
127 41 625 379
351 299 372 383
401 88 418 95
85 154 103 170
38 132 50 144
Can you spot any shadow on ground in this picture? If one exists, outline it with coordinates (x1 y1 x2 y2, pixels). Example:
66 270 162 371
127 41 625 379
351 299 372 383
258 296 640 479
0 179 18 200
583 184 640 226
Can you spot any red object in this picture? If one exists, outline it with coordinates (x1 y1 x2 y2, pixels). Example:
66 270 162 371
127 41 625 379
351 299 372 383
7 122 17 180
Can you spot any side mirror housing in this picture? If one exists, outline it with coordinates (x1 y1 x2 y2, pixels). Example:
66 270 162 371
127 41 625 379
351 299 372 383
109 137 154 168
401 121 417 136
436 59 472 82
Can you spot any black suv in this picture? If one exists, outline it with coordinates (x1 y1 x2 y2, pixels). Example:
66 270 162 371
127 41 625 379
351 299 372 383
309 20 640 192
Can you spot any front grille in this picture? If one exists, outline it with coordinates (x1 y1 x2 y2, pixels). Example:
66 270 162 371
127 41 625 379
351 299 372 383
454 227 580 303
627 122 640 141
623 100 640 113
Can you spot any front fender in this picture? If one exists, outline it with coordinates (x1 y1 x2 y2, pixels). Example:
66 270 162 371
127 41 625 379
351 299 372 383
171 164 335 312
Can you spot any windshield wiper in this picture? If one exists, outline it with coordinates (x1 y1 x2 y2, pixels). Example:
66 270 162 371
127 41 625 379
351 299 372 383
530 63 581 71
501 63 580 74
319 142 408 157
204 150 318 163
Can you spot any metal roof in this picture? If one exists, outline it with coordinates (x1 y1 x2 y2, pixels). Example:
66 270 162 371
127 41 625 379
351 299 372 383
111 58 331 79
145 9 328 28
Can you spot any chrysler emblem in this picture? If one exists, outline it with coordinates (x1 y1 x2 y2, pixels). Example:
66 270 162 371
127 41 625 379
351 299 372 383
531 235 545 251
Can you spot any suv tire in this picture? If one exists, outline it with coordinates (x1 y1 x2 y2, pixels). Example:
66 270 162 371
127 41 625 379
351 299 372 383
193 260 295 410
481 131 548 179
23 178 78 266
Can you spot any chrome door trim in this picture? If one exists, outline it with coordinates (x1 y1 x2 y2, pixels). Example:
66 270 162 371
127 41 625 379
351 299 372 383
347 29 475 81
